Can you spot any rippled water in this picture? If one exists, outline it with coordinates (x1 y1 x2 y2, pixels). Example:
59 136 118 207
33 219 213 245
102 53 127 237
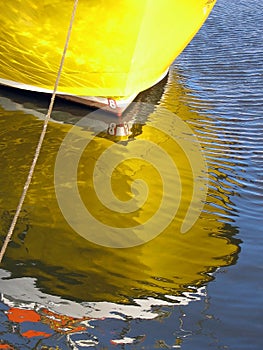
0 0 262 349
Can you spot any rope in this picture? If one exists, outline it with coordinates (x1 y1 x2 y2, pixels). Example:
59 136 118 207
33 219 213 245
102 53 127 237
0 0 79 263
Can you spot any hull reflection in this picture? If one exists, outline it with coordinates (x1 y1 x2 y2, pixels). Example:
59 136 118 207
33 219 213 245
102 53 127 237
0 67 241 348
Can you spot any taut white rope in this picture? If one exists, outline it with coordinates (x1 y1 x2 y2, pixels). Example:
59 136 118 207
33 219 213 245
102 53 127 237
0 0 79 262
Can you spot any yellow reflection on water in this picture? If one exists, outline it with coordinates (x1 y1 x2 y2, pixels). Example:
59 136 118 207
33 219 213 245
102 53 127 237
0 72 240 303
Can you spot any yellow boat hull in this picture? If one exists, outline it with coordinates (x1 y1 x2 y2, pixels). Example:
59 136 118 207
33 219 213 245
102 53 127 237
0 0 216 113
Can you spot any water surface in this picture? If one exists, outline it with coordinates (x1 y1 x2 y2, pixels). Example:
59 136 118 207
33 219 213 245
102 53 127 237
0 0 262 349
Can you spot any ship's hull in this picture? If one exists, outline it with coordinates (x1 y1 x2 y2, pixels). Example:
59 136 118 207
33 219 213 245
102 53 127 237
0 0 216 113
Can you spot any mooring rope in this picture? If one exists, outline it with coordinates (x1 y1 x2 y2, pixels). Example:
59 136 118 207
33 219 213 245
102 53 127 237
0 0 79 263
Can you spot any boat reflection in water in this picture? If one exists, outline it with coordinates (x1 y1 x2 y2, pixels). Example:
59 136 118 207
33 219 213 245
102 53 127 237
0 67 241 348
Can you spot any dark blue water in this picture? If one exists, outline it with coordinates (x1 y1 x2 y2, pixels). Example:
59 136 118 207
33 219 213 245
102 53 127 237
175 1 263 348
0 0 262 349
